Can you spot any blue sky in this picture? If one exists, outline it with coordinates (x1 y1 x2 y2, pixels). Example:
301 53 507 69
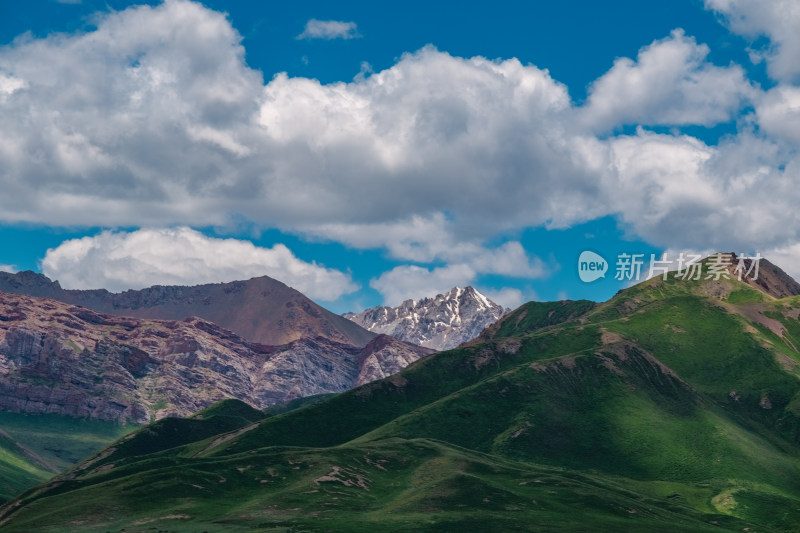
1 0 799 313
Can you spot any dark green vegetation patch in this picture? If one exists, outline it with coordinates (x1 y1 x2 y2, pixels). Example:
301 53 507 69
0 412 136 503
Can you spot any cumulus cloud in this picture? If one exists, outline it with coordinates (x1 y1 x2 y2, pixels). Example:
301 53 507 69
370 264 476 306
362 234 546 305
365 238 545 305
0 264 17 273
0 72 25 96
763 243 800 281
0 3 603 237
469 242 546 278
310 214 545 277
41 227 357 300
705 0 800 83
310 214 464 263
255 47 604 236
581 29 756 132
296 19 360 40
606 128 800 251
2 0 800 292
479 287 526 310
756 85 800 146
0 0 265 227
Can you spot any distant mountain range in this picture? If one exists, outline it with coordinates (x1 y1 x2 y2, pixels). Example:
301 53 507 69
6 255 800 530
0 279 433 424
0 271 375 347
344 286 509 350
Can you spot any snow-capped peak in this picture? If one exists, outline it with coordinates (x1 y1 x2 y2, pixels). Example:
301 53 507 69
343 286 509 351
467 286 493 308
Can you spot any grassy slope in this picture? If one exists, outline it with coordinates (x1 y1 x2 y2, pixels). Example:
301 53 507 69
263 392 337 415
0 431 52 504
5 273 800 530
0 400 260 504
0 439 757 532
82 399 266 468
487 299 596 340
0 412 136 503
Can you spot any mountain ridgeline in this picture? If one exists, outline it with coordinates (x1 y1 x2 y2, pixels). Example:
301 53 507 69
0 291 433 424
0 271 376 347
344 286 509 350
5 256 800 531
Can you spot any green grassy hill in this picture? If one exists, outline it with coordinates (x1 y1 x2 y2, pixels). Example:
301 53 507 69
0 428 53 504
83 399 266 468
4 266 800 531
0 412 136 503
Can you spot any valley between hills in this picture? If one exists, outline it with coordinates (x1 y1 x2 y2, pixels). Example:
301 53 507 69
2 256 800 530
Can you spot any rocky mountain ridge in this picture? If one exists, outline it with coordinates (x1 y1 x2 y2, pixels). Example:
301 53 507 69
0 271 375 347
344 286 509 351
0 291 432 423
726 252 800 299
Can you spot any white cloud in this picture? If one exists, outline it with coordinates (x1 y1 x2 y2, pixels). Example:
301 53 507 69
254 47 602 235
706 0 800 83
310 214 460 263
370 264 476 306
0 264 17 273
0 72 25 96
607 131 718 242
310 215 545 278
0 5 602 236
581 29 756 132
41 227 357 301
606 128 800 251
470 242 546 278
756 85 800 146
325 214 547 306
479 287 526 310
297 19 360 40
0 0 799 282
762 243 800 282
367 239 545 306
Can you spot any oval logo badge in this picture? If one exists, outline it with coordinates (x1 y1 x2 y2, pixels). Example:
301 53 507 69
578 251 608 283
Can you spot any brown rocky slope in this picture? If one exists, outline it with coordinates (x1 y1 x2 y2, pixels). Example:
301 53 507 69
0 271 376 347
0 291 432 424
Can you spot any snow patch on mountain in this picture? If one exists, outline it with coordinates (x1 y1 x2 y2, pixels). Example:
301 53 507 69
344 286 510 351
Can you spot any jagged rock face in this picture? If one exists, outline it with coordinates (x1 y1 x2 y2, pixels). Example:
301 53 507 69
256 335 434 404
726 253 800 299
0 292 432 423
344 286 509 351
0 271 376 348
356 334 435 384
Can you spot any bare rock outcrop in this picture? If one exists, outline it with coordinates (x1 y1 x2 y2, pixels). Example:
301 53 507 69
0 291 431 423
